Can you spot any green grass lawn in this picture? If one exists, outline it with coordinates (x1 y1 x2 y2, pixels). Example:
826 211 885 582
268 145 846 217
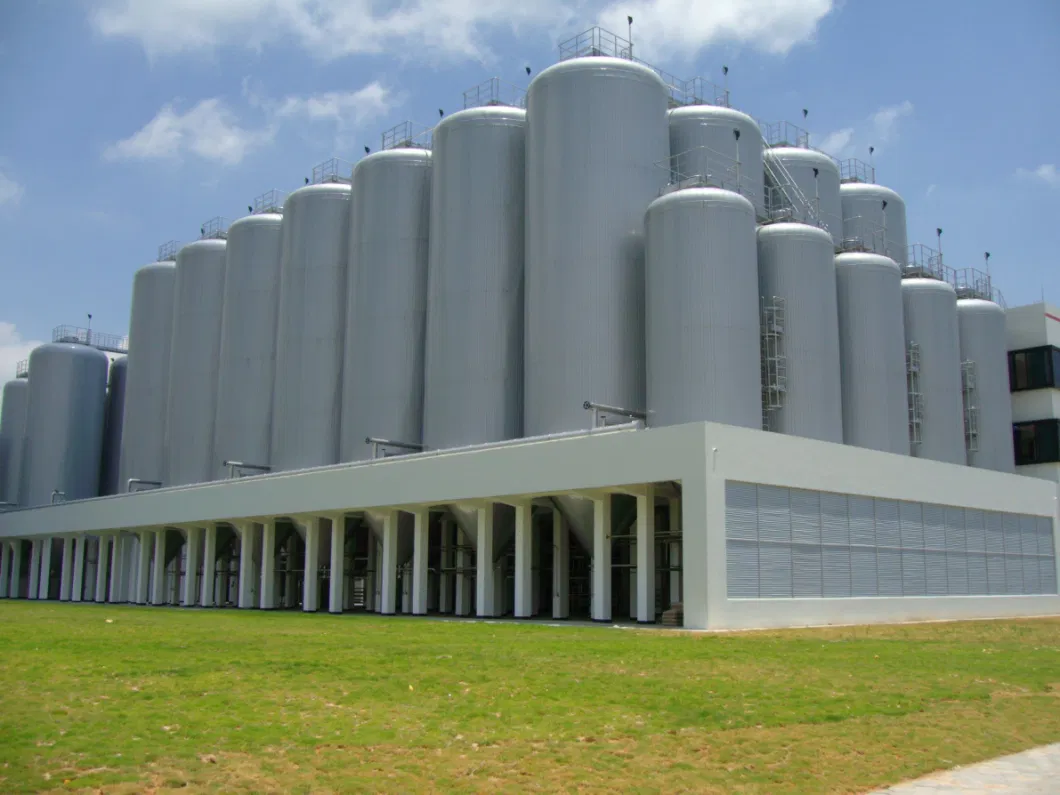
0 603 1058 793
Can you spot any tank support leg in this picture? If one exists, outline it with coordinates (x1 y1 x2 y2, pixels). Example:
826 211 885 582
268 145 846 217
592 498 612 622
552 509 569 619
514 502 533 618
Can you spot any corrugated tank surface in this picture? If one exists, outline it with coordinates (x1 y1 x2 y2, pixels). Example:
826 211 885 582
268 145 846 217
668 106 765 215
524 56 669 436
271 182 351 471
757 222 843 442
645 188 760 428
163 238 227 486
834 252 909 454
423 107 526 450
0 378 29 504
764 147 842 244
20 343 108 506
342 149 432 460
957 298 1015 472
902 278 966 465
213 212 283 478
118 261 176 489
99 357 127 495
840 182 909 266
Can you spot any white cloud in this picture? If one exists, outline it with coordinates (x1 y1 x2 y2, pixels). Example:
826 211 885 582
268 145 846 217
90 0 834 62
926 184 936 197
275 82 397 131
0 167 23 208
0 323 43 411
871 100 913 143
1016 163 1059 188
816 128 854 160
817 100 914 161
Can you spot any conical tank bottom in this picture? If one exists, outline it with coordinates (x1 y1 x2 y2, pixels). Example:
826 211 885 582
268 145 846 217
448 503 515 564
363 512 415 565
552 495 595 553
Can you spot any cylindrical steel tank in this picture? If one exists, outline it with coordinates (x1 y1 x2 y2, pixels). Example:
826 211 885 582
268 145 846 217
901 278 966 465
957 298 1015 472
20 343 108 507
645 187 760 428
163 238 227 486
342 149 432 461
213 211 283 479
834 252 909 454
763 147 842 244
0 378 29 505
271 182 351 471
757 223 843 442
840 182 908 266
119 259 176 490
423 107 526 451
525 56 670 438
668 106 764 215
99 357 127 495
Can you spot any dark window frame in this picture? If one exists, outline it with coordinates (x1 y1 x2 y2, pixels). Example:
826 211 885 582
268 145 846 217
1013 419 1060 466
1008 345 1060 392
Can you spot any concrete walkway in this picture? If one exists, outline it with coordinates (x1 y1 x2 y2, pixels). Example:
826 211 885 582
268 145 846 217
871 743 1060 794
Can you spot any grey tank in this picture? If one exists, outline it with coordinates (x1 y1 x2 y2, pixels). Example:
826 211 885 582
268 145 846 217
20 343 108 507
99 357 127 495
834 253 909 454
757 223 843 442
902 278 966 465
645 188 760 429
163 238 227 485
840 182 908 266
668 106 765 215
764 147 842 244
213 212 283 478
119 260 176 489
271 182 351 471
957 298 1015 472
524 56 670 437
0 378 29 504
342 149 432 461
423 107 525 451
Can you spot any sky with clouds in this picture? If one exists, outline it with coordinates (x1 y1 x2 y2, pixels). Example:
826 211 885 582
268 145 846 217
0 0 1058 397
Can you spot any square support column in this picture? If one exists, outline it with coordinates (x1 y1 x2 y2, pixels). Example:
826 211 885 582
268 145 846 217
514 502 533 618
183 527 202 607
151 529 167 606
95 536 111 603
379 511 398 615
38 537 53 600
412 509 429 616
364 528 377 612
109 534 125 603
135 531 151 604
629 537 638 620
72 537 86 602
553 509 569 619
669 497 682 604
532 523 542 616
27 540 41 600
329 516 345 614
302 518 320 613
455 529 472 617
200 525 217 607
438 519 452 614
238 523 259 609
260 520 276 609
476 506 495 618
10 541 22 599
592 497 612 622
0 541 10 598
59 537 74 601
637 487 656 624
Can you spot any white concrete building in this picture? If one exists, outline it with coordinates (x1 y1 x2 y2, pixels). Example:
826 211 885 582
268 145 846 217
1007 303 1060 482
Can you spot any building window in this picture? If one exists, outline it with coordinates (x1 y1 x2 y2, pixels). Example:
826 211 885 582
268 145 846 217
1009 346 1059 391
1013 420 1060 466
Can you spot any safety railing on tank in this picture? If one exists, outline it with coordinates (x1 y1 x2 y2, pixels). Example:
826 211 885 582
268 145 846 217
954 267 1006 307
157 240 180 261
200 216 229 240
252 189 285 214
678 76 730 108
462 77 526 109
380 121 433 151
839 158 875 184
961 361 980 453
558 26 633 60
836 214 888 257
656 144 758 202
15 359 28 379
52 326 129 354
762 156 825 230
310 158 353 185
760 120 810 148
905 243 956 285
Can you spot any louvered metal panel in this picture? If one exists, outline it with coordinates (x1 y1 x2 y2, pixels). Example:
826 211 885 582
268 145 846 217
1042 558 1058 595
1004 555 1024 595
757 485 793 597
793 543 823 597
791 490 822 545
757 486 791 543
759 542 794 598
849 496 878 596
925 551 948 596
967 552 989 595
899 501 926 596
944 508 968 594
1003 514 1022 555
1022 553 1041 595
821 492 851 597
1003 514 1023 594
1038 518 1056 557
875 500 902 596
985 513 1005 554
725 482 759 598
725 482 759 541
965 509 986 552
726 540 759 598
922 504 946 550
987 554 1007 595
1020 516 1038 557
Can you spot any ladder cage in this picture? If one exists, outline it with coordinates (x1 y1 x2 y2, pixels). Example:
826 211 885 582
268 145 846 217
760 295 787 431
961 360 980 453
906 342 924 446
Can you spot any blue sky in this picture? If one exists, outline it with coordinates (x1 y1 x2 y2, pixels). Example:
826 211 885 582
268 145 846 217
0 0 1058 386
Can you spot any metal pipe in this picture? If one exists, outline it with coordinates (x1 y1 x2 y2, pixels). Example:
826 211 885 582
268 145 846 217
126 479 162 493
583 400 647 429
51 490 66 504
365 437 424 460
223 460 271 479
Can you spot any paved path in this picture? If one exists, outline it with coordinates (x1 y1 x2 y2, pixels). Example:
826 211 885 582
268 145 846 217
870 743 1060 794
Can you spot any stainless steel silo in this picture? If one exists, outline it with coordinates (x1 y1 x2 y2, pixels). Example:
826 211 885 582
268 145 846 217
341 148 432 461
645 187 760 428
957 298 1014 472
0 378 29 505
163 238 227 485
757 223 844 442
423 107 525 451
213 210 283 479
840 182 909 266
20 343 108 507
834 252 909 454
99 356 127 495
668 106 765 215
271 182 351 471
901 278 966 465
119 260 176 490
763 147 842 244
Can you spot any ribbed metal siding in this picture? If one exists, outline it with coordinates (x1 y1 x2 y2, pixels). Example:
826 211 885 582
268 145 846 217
213 213 283 479
342 149 432 461
271 183 351 471
20 343 108 506
821 492 851 597
0 379 29 504
725 481 759 598
902 278 965 465
119 261 176 489
645 188 760 429
839 183 909 266
163 239 227 486
763 147 842 243
524 57 669 436
957 299 1015 473
757 223 843 442
834 253 908 454
423 109 525 450
99 357 127 495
